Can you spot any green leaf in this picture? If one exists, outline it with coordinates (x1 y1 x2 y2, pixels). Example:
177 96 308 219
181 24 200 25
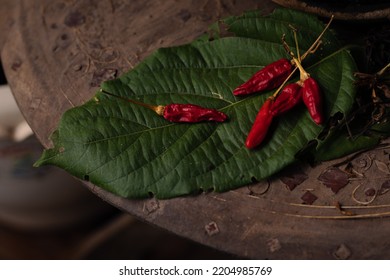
314 112 390 162
314 131 380 162
35 8 358 199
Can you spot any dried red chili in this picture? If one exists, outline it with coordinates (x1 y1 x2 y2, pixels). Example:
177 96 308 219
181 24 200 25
233 58 293 96
270 83 302 116
245 97 274 149
234 15 333 99
100 90 227 123
162 103 227 122
301 77 323 125
288 54 323 125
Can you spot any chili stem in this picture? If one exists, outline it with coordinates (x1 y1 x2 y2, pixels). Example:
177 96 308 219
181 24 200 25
272 67 298 98
377 62 390 76
282 34 295 59
284 15 333 64
292 57 310 82
292 27 301 62
301 15 334 61
100 89 165 115
275 15 334 94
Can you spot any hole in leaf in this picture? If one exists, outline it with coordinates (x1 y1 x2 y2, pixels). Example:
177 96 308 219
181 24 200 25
317 112 344 141
148 191 154 198
83 174 89 181
199 187 214 195
206 164 215 172
251 176 259 184
295 139 318 163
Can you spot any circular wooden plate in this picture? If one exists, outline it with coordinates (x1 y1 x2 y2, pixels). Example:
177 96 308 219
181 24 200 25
272 0 390 21
2 0 390 259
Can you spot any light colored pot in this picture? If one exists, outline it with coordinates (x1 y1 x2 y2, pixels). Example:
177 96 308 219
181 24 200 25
0 86 116 231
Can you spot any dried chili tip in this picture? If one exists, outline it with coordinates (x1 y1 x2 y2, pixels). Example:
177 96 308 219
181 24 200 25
270 83 302 116
301 77 323 125
161 103 228 123
233 58 293 96
245 97 274 149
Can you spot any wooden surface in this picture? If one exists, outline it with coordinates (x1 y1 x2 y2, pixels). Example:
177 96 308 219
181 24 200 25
2 0 390 259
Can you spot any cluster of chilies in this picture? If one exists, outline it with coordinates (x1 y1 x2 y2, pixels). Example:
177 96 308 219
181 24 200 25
236 16 333 149
241 58 323 149
101 15 333 150
241 54 325 149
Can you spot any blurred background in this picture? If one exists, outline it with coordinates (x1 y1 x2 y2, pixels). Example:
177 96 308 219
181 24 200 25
0 62 235 260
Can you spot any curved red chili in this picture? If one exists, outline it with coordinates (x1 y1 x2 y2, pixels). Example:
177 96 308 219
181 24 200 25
162 103 227 123
270 83 302 116
302 77 323 125
245 98 274 149
233 58 293 96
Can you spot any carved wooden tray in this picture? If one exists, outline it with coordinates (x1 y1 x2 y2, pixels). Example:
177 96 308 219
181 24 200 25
2 0 390 259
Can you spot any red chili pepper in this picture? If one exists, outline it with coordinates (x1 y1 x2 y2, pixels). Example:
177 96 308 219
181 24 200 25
100 90 227 123
245 97 274 149
233 58 293 96
290 53 324 125
162 103 227 123
270 83 302 116
301 77 323 125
